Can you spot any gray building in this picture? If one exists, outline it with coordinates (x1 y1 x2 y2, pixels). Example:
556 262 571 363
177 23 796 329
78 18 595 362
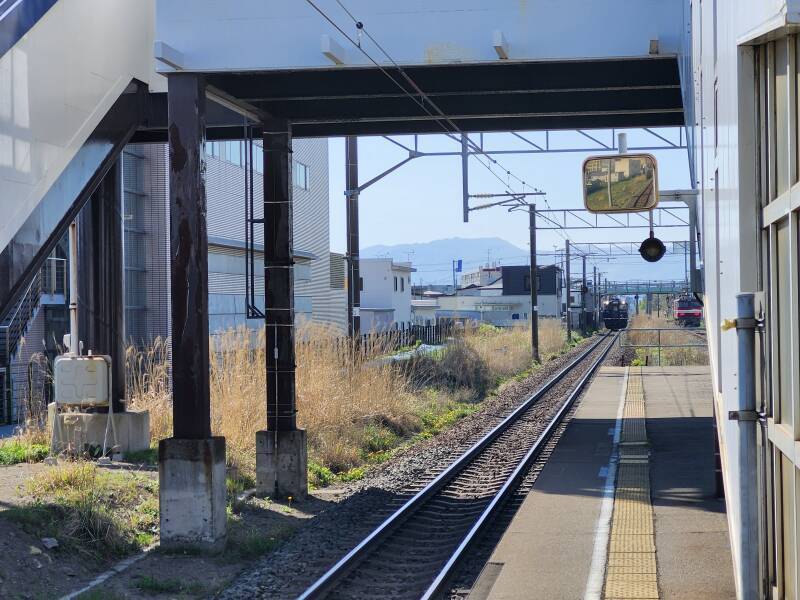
121 138 346 345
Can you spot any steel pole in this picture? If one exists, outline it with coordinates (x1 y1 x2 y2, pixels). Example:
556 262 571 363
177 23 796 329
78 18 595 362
68 222 79 356
263 119 297 431
529 205 539 363
346 136 360 337
461 134 469 222
593 266 598 331
565 240 571 342
688 197 699 293
734 293 760 599
581 255 587 335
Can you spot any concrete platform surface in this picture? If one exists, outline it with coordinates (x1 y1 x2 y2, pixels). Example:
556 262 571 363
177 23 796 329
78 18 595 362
470 365 735 600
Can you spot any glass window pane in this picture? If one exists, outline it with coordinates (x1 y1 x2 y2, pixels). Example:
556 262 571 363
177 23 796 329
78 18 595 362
228 141 241 166
782 454 796 597
776 38 789 196
777 220 792 425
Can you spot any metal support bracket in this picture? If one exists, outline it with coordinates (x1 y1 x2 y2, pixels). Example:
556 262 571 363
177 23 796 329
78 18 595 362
728 410 760 422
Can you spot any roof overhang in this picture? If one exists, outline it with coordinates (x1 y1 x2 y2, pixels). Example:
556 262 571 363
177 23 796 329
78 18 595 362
133 56 683 142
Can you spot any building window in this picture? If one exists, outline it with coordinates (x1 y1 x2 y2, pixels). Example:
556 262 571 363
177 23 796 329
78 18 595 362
524 274 531 291
394 276 398 291
293 161 309 190
227 141 242 167
359 277 363 291
401 277 405 292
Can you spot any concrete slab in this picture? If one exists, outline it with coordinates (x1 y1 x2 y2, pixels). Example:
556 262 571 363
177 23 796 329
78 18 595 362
643 366 735 600
480 367 626 600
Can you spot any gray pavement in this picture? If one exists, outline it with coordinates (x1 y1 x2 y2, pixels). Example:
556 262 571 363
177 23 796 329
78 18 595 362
470 365 735 600
645 366 735 600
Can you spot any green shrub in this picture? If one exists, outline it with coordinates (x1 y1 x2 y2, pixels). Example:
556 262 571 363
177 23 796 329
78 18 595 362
338 467 365 482
0 441 49 465
307 461 335 488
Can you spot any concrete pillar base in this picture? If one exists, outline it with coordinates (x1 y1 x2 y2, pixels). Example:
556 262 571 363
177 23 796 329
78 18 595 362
256 429 308 500
47 403 150 456
159 437 227 553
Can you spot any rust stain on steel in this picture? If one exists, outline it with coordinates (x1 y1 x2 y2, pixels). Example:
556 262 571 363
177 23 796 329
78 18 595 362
168 123 187 172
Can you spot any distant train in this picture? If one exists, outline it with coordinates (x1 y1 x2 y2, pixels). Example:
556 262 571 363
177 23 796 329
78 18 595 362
601 297 629 331
672 294 703 327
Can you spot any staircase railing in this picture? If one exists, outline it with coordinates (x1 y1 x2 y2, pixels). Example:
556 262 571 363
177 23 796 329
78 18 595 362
0 272 43 367
0 269 45 423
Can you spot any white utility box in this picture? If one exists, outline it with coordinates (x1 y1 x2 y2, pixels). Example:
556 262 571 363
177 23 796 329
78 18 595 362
53 354 111 407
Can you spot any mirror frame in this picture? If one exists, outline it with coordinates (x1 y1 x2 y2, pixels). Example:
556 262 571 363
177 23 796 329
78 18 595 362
581 153 659 214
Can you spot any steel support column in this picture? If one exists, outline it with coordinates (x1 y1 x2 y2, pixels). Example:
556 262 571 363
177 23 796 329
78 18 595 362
528 205 539 363
581 255 587 335
168 73 211 439
263 119 297 432
565 240 571 342
77 162 125 412
346 136 361 337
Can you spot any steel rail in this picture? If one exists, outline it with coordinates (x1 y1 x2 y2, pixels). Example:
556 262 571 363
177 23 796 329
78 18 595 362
421 332 618 599
298 332 614 600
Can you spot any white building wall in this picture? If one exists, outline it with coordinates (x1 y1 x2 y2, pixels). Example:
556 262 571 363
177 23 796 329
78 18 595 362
156 0 686 72
126 138 346 338
359 259 393 311
692 1 800 595
360 259 414 327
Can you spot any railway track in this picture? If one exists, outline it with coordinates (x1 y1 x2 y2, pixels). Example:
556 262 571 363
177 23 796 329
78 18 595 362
298 332 619 600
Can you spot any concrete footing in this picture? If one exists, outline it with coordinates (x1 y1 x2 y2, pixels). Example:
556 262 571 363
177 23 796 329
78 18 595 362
256 429 308 499
47 403 150 455
159 437 227 553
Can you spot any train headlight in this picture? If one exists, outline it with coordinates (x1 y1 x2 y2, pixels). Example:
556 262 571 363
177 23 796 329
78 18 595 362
639 236 666 262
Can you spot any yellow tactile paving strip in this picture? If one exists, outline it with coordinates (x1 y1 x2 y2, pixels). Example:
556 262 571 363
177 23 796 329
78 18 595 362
604 367 660 600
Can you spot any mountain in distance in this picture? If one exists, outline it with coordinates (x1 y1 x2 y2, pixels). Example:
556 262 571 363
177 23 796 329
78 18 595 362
361 236 692 285
361 237 528 284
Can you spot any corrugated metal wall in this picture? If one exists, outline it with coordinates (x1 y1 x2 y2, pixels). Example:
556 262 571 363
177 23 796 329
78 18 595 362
124 137 346 342
122 145 171 345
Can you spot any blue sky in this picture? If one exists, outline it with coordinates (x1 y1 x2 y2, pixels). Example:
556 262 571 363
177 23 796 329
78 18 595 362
327 128 693 283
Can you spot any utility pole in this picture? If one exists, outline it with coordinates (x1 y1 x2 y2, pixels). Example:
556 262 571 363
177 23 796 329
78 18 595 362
581 255 587 335
593 266 598 331
345 136 360 337
528 204 539 363
565 240 571 342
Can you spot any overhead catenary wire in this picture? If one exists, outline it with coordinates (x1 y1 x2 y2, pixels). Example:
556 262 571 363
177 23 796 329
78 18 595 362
308 0 638 276
305 0 541 200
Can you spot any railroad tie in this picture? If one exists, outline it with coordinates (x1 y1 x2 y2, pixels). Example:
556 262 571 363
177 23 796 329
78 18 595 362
603 367 659 600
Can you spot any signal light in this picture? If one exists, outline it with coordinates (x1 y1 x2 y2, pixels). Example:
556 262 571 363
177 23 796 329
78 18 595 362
639 236 666 262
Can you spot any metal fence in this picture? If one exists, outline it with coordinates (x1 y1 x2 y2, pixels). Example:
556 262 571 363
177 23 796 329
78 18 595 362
619 327 707 366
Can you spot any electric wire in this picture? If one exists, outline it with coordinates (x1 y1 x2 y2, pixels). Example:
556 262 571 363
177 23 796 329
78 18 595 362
310 0 646 275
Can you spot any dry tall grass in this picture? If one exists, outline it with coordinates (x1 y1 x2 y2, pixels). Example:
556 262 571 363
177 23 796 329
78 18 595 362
626 314 709 366
464 319 565 381
126 320 571 480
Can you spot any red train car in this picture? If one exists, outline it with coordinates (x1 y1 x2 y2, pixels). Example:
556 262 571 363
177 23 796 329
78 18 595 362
673 294 703 327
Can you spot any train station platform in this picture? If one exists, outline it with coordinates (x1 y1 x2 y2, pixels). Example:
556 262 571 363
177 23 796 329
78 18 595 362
471 366 735 600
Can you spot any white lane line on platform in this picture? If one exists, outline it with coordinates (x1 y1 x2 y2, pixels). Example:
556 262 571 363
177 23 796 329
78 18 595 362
583 367 628 600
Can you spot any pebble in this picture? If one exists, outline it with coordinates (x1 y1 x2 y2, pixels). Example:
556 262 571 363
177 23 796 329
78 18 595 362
41 537 59 550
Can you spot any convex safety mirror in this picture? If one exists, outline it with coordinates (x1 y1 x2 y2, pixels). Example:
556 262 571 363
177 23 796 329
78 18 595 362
582 154 659 213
